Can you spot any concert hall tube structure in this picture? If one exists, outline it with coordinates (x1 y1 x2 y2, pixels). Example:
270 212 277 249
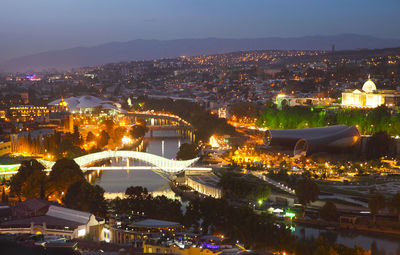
264 125 361 157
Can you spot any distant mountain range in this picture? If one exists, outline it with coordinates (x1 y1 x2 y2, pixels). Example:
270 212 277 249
1 34 400 72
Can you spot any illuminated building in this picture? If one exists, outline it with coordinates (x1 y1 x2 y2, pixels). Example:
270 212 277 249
3 101 72 132
0 141 11 156
341 77 400 108
48 95 123 115
26 74 41 81
275 94 335 109
218 107 227 118
48 98 73 133
7 106 50 122
185 174 222 198
49 97 69 112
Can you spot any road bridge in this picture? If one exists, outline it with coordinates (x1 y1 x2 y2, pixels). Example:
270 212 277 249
128 111 191 126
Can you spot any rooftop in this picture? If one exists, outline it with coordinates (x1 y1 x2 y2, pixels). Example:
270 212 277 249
0 215 82 229
187 174 220 188
130 219 181 228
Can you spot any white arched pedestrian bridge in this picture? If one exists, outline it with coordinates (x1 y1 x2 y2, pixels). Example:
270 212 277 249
38 150 200 173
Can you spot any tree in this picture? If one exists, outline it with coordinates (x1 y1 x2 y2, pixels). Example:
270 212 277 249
251 184 271 203
129 125 148 139
58 139 85 159
10 160 48 200
86 131 95 143
112 126 127 143
320 200 337 221
48 158 85 199
125 186 150 200
1 187 7 203
112 186 183 223
313 245 338 255
97 130 110 148
63 180 107 217
72 125 80 145
228 102 260 119
368 193 385 224
295 178 320 216
102 119 115 134
183 198 201 231
366 131 393 159
219 172 271 202
176 143 198 160
390 192 400 221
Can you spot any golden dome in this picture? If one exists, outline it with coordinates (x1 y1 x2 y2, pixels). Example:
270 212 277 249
362 79 376 93
58 97 68 107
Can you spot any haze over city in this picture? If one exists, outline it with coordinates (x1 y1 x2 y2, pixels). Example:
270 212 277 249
1 0 400 62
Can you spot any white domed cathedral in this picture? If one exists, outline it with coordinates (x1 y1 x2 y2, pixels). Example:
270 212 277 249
341 76 400 108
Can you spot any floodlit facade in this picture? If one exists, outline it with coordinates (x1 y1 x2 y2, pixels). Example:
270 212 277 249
185 174 222 198
341 78 400 108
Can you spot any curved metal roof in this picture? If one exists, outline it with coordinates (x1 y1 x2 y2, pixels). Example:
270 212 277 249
265 125 351 147
293 125 360 157
264 125 361 156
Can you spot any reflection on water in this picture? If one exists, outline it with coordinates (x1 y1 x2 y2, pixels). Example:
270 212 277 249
293 225 400 254
91 131 189 198
151 183 181 200
92 169 168 193
102 183 180 201
144 136 186 159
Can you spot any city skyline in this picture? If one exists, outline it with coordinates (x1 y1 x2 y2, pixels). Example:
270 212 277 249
0 0 399 62
1 1 400 253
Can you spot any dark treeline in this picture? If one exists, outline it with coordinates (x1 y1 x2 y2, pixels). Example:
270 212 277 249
113 186 293 251
218 172 271 202
112 185 368 253
257 103 400 136
9 158 107 217
110 186 183 223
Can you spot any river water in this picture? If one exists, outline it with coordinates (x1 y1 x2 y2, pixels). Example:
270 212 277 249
294 224 400 255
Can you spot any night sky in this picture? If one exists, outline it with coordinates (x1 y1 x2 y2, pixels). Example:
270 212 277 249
0 0 399 61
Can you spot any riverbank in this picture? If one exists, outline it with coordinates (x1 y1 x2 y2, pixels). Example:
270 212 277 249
295 217 400 238
169 181 198 200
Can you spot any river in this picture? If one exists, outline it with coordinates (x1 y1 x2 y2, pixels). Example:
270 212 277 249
91 129 189 199
294 224 400 254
